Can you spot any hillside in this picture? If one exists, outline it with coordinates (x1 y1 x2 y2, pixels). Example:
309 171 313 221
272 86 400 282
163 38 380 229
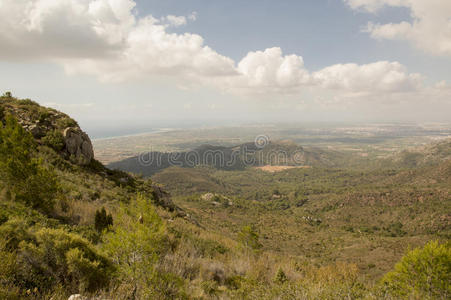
0 94 450 299
107 141 351 176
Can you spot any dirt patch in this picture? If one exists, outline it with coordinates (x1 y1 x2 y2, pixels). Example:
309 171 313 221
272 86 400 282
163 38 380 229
255 165 312 173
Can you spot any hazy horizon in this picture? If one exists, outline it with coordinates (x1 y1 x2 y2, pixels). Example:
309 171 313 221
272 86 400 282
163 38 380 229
1 0 450 133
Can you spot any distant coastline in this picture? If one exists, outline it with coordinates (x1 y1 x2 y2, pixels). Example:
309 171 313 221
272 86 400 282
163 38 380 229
92 128 176 141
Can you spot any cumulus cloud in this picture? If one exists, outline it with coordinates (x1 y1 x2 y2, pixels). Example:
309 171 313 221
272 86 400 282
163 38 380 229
345 0 451 57
62 16 237 82
221 48 311 95
0 0 438 101
0 0 235 80
0 0 135 60
163 15 187 27
313 61 422 95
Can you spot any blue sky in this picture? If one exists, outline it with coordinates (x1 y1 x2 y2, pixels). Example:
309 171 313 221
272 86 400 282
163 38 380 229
0 0 450 137
135 0 450 80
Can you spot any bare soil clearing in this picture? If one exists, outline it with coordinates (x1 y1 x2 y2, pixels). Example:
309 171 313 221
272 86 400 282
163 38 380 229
255 165 312 172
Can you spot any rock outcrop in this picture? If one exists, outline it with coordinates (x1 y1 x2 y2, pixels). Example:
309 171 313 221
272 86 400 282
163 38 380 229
0 96 94 166
63 127 94 165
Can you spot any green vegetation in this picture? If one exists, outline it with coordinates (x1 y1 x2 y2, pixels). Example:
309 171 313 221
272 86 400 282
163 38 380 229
238 225 262 250
381 240 451 299
94 207 113 232
0 95 449 299
42 129 65 151
0 115 58 214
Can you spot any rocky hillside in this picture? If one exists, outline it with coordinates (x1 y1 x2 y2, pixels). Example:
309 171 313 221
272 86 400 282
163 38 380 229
0 92 93 165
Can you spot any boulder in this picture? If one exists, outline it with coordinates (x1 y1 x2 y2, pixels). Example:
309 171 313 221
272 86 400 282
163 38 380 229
63 127 94 165
201 193 215 201
29 124 44 138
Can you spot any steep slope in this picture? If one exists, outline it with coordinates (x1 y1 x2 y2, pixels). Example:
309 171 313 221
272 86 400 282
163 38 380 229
0 94 93 165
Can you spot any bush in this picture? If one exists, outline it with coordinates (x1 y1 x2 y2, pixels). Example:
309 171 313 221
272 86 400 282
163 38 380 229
238 225 262 250
2 91 12 98
42 130 65 151
381 240 451 299
18 227 114 293
274 268 288 284
56 117 78 129
0 115 59 213
102 195 173 298
38 111 51 123
0 105 4 121
94 207 113 233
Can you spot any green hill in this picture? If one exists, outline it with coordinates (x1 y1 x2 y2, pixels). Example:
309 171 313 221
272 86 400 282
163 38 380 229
107 140 351 176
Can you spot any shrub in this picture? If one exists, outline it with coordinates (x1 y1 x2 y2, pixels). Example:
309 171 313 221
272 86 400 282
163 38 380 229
56 117 78 129
274 268 288 284
238 225 262 250
0 115 59 213
2 91 12 98
38 111 51 123
42 129 65 151
0 105 4 121
381 240 451 299
0 218 33 251
94 207 113 233
102 195 173 298
18 99 39 106
18 227 114 293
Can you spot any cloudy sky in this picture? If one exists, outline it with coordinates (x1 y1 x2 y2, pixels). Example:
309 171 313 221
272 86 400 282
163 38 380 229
0 0 450 137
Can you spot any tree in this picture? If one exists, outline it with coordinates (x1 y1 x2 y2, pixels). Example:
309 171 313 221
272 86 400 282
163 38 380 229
0 115 58 213
381 240 451 299
94 207 113 232
2 91 12 98
102 195 173 299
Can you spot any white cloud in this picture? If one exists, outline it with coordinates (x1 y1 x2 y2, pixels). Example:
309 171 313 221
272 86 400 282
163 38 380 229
313 61 422 95
0 0 235 80
345 0 451 57
0 0 441 103
344 0 407 13
220 47 311 95
188 12 197 21
164 15 187 27
62 16 237 82
0 0 136 60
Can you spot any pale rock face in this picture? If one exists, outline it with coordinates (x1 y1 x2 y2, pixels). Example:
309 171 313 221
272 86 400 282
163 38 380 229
68 295 87 300
201 193 215 201
28 124 44 138
63 127 94 165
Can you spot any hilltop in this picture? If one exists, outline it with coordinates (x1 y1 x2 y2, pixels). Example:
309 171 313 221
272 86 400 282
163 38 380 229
0 92 93 165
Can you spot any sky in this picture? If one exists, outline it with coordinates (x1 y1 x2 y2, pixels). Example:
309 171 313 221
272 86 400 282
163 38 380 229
0 0 450 138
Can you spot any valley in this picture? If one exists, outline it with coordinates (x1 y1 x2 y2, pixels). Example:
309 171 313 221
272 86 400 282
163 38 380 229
101 124 451 281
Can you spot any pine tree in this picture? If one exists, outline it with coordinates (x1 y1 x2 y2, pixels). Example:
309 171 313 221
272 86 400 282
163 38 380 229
0 115 58 213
